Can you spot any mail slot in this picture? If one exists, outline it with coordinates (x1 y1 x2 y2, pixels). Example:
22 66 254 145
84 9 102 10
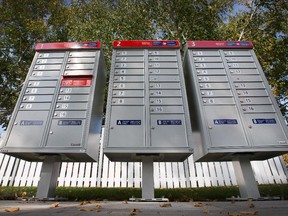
115 56 144 62
28 80 58 87
148 69 179 75
194 56 222 62
25 88 55 95
38 52 65 58
67 57 96 63
113 90 144 97
34 65 62 71
115 62 144 68
115 69 144 75
36 58 63 64
116 50 144 56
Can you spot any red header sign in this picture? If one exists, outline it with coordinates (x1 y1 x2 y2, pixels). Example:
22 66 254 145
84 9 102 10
36 42 101 50
113 40 180 48
61 77 93 87
187 41 253 49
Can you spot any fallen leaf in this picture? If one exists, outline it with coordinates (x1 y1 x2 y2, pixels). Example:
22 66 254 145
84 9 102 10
248 203 255 208
160 203 172 207
95 204 102 209
203 208 209 214
5 207 20 212
228 212 240 216
240 211 258 215
79 208 95 211
79 201 91 205
194 202 204 207
51 202 59 208
122 200 128 204
131 208 138 212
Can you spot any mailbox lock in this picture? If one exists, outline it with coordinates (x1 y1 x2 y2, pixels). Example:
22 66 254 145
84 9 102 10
14 122 18 125
66 65 69 68
243 108 247 111
49 131 53 134
26 90 29 93
248 125 252 129
60 90 63 92
20 105 24 108
54 113 58 116
34 66 38 69
32 73 36 76
208 126 212 129
56 105 60 108
203 100 207 103
110 127 114 129
201 92 205 95
68 59 71 62
151 127 155 129
58 97 61 100
23 97 27 101
198 77 202 80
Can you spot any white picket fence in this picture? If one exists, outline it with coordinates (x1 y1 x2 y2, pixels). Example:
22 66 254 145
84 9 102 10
0 131 288 188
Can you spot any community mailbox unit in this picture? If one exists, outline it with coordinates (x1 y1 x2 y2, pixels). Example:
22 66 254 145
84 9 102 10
0 42 106 162
184 41 288 162
104 40 193 162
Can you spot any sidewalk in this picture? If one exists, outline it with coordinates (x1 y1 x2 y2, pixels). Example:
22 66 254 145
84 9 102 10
0 200 288 215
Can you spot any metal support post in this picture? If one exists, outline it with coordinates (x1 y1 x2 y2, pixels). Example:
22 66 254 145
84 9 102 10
36 155 61 199
142 157 154 199
232 156 260 199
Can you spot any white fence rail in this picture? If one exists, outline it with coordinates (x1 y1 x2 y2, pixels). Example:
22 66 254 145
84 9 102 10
0 131 288 188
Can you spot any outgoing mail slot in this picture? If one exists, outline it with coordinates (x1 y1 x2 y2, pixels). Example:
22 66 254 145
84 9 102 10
234 82 264 89
22 95 53 102
201 90 233 97
112 90 144 97
116 50 144 56
196 69 226 75
148 62 178 68
148 56 177 62
230 69 259 75
53 111 87 118
66 63 94 70
58 95 89 102
115 69 144 75
115 63 144 68
150 89 182 97
199 83 230 89
56 103 88 110
192 50 220 56
19 103 51 110
31 71 60 77
61 77 92 87
25 88 55 95
194 63 224 69
28 80 58 87
194 56 222 62
242 105 275 113
60 87 90 94
149 69 179 75
202 97 235 105
150 98 183 105
232 75 262 82
223 50 251 56
150 82 180 89
237 89 268 97
69 51 96 57
225 56 254 62
228 63 256 68
149 75 180 82
150 106 184 114
112 98 144 105
38 52 65 58
34 65 62 71
148 50 176 55
36 58 63 64
198 76 228 82
114 76 144 82
115 56 144 62
113 83 144 90
239 97 271 105
67 57 95 63
63 70 93 76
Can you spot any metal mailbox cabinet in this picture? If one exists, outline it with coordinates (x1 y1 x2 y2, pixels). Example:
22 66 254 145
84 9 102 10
1 42 106 162
104 40 193 162
184 41 288 162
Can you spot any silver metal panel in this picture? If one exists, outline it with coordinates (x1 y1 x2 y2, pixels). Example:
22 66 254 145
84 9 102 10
150 114 188 147
234 82 264 89
38 52 65 58
195 63 224 69
112 98 144 105
115 56 144 62
34 65 62 71
115 63 144 68
150 98 183 105
200 90 233 97
53 111 86 118
194 56 222 62
199 83 230 89
239 97 271 105
150 106 184 114
112 90 144 97
192 50 220 56
69 51 96 57
149 83 180 89
223 50 251 56
116 50 144 56
150 89 182 97
31 71 60 77
198 76 228 82
63 70 93 76
57 95 89 102
19 103 51 110
25 88 55 95
66 63 94 70
28 80 58 87
108 106 145 147
242 105 275 113
196 69 226 75
237 90 268 97
115 69 144 75
23 95 53 102
225 56 254 62
148 62 178 68
148 56 177 62
67 57 95 63
36 58 63 64
232 75 262 82
55 103 88 110
204 106 248 147
46 119 85 148
60 87 90 94
5 111 49 147
202 97 235 105
114 76 144 82
230 69 259 75
149 75 179 82
113 83 144 90
148 50 176 55
227 63 256 68
149 69 179 75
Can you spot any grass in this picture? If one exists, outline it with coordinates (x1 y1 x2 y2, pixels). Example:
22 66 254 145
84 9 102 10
0 184 287 201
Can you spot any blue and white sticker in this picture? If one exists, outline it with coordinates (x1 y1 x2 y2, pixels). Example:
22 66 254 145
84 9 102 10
58 120 82 126
157 120 182 125
20 120 43 126
252 118 276 124
117 120 141 125
213 119 238 125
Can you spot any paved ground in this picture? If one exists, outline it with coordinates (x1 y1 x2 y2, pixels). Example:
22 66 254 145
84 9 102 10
0 200 288 215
